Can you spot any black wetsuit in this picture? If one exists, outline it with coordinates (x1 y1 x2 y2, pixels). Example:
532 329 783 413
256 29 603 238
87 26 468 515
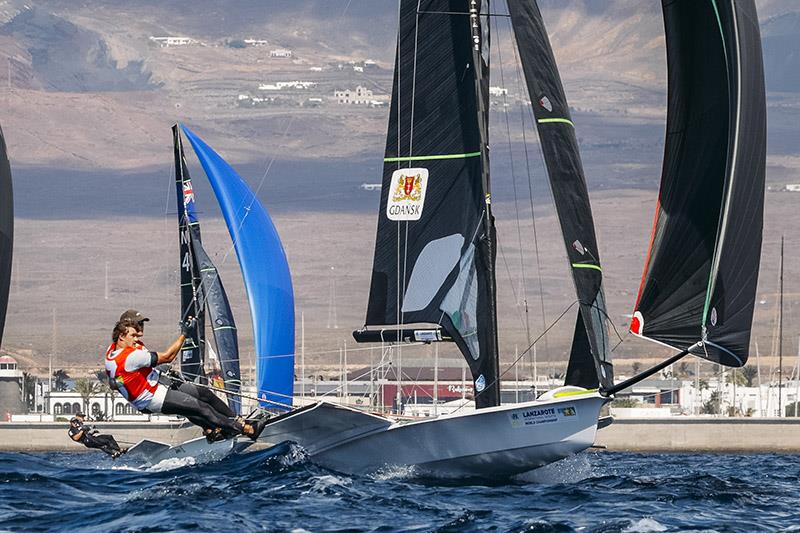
160 381 240 436
68 418 122 456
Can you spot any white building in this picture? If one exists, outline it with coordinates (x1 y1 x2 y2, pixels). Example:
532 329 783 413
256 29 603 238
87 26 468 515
489 86 508 97
0 355 24 416
259 81 316 91
335 86 373 105
244 39 268 46
270 48 293 58
149 36 195 47
785 184 800 192
47 390 146 420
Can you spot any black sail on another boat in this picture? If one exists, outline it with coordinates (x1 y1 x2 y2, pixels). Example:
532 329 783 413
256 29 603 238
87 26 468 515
508 0 613 390
630 0 766 367
355 0 501 408
173 125 206 382
0 126 12 348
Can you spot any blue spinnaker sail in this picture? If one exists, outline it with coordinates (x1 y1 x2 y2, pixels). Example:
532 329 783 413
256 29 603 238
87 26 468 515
182 125 295 409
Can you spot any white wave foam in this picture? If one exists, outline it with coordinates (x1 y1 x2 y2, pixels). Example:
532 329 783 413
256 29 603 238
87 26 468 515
369 464 419 481
623 518 668 533
147 456 197 472
302 474 352 494
277 443 309 467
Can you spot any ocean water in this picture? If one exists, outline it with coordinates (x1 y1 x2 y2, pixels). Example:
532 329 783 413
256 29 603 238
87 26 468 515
0 444 798 532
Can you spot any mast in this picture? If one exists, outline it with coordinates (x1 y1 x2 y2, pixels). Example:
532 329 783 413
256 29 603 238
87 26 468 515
469 0 500 407
778 235 784 416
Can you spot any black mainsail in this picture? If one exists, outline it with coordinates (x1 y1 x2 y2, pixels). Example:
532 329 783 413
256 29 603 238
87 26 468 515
508 0 614 391
0 125 12 348
174 125 206 382
629 0 766 369
174 125 242 412
354 0 501 408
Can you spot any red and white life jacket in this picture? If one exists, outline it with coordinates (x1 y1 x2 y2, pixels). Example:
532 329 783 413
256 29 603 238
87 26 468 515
105 346 159 410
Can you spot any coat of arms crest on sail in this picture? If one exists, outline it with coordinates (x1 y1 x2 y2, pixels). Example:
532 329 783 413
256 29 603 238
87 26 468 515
386 167 428 221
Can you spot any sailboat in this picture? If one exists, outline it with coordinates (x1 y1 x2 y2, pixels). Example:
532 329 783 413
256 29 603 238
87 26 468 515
173 125 242 414
258 0 614 478
259 0 766 478
126 125 296 464
0 125 12 349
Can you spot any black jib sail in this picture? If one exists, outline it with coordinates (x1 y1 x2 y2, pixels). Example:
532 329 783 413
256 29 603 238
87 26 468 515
190 241 242 414
174 125 206 382
630 0 766 367
354 0 501 408
0 125 12 348
508 0 614 391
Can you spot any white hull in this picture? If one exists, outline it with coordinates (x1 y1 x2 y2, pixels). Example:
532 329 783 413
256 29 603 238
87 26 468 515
259 391 607 479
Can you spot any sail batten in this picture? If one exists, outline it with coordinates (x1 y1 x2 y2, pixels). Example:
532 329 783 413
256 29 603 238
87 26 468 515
631 0 765 367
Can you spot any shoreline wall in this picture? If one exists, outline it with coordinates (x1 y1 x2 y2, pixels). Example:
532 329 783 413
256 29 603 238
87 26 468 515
595 417 800 453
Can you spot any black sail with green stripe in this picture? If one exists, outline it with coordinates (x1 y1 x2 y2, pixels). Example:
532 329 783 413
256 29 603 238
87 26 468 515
509 1 613 390
630 0 765 367
358 0 501 408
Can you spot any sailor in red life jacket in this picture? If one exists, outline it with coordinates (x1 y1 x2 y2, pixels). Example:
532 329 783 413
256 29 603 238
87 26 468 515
105 319 267 441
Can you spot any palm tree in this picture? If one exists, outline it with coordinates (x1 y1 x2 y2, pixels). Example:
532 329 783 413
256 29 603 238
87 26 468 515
741 365 758 387
52 369 70 392
73 378 103 417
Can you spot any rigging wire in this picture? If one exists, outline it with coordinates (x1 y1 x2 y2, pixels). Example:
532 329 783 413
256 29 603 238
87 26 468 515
507 12 551 380
447 298 580 416
492 6 532 346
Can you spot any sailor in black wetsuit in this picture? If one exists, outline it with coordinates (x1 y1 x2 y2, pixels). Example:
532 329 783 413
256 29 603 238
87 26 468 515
68 413 124 458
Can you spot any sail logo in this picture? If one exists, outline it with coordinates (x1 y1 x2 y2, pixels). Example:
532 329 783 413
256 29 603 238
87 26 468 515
182 181 195 206
387 168 428 221
539 95 553 112
475 374 486 392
